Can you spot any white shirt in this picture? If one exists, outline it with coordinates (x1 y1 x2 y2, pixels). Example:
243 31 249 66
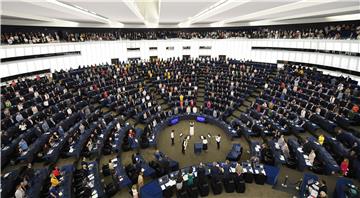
300 109 306 118
15 188 25 198
309 151 316 165
215 136 221 143
171 132 174 138
184 140 188 149
203 139 208 144
186 106 191 114
31 106 38 114
330 96 335 104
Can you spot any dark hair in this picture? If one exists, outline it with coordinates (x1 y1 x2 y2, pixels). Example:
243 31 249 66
177 170 183 180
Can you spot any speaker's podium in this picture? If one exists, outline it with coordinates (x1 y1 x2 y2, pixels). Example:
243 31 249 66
194 143 202 154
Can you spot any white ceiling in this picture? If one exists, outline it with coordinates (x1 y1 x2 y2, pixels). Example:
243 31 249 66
1 0 359 28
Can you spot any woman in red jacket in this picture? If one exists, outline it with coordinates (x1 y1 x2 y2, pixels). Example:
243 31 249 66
340 158 349 176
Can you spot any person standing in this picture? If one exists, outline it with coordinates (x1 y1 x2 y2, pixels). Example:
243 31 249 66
171 130 175 145
15 184 25 198
340 158 349 176
182 139 188 154
176 171 184 190
189 121 195 136
318 134 325 145
132 184 139 198
215 134 221 150
137 172 144 190
202 138 208 152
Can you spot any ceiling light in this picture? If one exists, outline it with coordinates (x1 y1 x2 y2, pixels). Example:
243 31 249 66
326 13 360 21
210 21 224 27
178 0 242 27
45 0 118 24
248 20 271 26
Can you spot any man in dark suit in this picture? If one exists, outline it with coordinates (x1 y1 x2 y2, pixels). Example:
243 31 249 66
210 162 222 181
197 162 206 182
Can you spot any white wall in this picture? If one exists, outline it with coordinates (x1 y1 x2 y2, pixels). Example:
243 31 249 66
1 39 359 78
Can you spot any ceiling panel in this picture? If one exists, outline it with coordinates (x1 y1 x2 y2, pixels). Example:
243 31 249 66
202 1 296 23
239 1 359 22
2 1 97 22
66 1 141 23
159 1 216 23
1 0 359 28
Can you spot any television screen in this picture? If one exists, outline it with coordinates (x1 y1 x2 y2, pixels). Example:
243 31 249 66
196 116 206 122
170 117 179 125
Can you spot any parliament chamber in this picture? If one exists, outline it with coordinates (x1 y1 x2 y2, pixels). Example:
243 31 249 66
1 0 360 198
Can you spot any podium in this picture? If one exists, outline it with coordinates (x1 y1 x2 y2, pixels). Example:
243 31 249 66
194 143 202 154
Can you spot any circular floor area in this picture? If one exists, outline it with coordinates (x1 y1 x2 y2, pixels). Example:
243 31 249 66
156 119 235 167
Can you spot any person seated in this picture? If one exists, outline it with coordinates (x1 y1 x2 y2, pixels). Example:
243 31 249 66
261 144 274 165
176 171 184 190
52 166 61 179
186 169 194 187
319 180 327 195
222 160 231 177
250 156 260 165
281 143 291 160
186 106 191 114
49 185 60 198
308 150 316 166
23 163 35 179
210 162 222 181
302 139 312 154
213 110 218 118
50 173 60 187
132 152 141 164
128 129 136 138
76 163 89 178
277 135 286 148
18 139 29 154
196 162 206 184
192 106 198 114
154 150 161 160
318 134 325 145
234 162 243 180
15 183 26 198
108 159 115 173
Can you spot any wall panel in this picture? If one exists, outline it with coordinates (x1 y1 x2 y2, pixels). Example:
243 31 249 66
1 39 359 78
